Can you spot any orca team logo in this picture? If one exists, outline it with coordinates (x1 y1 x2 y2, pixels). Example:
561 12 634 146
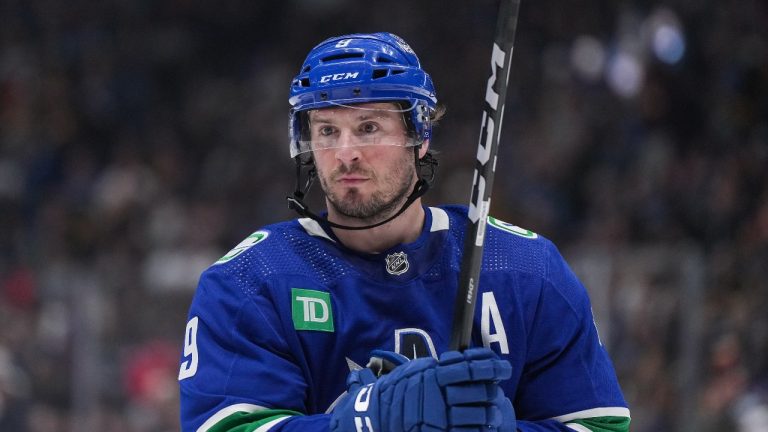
385 252 409 275
214 230 269 265
487 216 538 239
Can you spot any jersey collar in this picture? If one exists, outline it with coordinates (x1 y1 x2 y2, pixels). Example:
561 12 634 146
297 206 450 282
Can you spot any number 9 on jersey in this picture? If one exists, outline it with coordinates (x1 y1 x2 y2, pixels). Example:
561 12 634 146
179 316 199 380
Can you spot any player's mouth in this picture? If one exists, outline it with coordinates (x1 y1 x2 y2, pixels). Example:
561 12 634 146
337 176 369 185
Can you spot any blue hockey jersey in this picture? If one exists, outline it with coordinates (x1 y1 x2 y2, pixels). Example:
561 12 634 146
179 205 630 431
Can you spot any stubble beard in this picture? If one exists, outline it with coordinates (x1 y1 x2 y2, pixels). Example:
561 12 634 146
319 153 415 223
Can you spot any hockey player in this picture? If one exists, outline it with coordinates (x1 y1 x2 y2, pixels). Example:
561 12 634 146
179 32 631 432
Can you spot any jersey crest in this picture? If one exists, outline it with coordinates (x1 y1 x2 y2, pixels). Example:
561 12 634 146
395 328 437 359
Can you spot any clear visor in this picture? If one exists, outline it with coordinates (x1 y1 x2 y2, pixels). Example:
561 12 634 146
293 101 425 157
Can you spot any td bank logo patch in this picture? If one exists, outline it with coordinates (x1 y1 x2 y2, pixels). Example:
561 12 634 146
291 288 334 332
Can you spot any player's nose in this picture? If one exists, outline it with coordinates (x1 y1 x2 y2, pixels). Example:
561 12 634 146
334 130 361 163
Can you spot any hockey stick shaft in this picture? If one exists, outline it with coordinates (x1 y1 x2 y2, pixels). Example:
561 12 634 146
450 0 521 351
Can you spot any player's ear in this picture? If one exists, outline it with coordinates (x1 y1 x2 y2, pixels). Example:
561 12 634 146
418 140 430 159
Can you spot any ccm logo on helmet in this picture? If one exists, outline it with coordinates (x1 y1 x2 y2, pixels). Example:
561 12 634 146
320 72 360 83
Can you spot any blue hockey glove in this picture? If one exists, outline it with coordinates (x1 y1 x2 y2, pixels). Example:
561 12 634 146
367 349 409 376
329 347 516 432
436 348 517 432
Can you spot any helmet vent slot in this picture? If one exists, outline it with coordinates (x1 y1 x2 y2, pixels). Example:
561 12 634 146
376 55 397 63
391 69 405 75
321 53 364 62
299 78 310 87
372 69 388 79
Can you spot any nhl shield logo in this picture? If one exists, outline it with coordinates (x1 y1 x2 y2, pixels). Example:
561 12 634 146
385 252 409 275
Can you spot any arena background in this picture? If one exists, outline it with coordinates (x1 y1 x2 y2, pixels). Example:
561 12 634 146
0 1 766 431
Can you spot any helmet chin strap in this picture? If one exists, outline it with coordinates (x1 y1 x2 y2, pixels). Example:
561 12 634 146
286 148 437 231
287 178 430 231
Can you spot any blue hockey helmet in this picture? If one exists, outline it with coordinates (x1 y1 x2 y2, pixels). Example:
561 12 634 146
289 32 438 158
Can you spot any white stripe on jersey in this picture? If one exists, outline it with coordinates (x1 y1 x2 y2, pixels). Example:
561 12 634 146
429 207 449 232
550 407 631 422
254 415 290 432
298 218 336 242
565 423 593 432
197 403 266 432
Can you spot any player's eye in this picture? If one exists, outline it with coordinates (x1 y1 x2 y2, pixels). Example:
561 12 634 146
318 126 336 136
360 122 379 134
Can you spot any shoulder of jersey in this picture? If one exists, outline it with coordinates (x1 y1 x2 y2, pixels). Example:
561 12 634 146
441 205 551 275
484 213 552 279
210 220 295 267
440 205 542 242
485 215 540 241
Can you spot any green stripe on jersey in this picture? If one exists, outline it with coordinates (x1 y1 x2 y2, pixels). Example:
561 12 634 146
567 416 631 432
206 409 301 432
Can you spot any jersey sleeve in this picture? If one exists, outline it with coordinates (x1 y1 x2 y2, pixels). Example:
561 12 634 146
178 267 331 432
515 240 630 431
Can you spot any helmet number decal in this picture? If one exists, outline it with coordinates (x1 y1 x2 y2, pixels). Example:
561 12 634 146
335 39 352 48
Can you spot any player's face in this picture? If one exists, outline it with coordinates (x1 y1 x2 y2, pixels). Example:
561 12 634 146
309 102 418 221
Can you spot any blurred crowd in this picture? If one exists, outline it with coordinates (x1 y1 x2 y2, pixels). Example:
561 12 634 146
0 1 766 431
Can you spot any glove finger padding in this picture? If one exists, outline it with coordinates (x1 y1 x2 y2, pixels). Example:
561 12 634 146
445 381 498 404
437 348 512 385
437 348 515 431
330 348 516 432
382 357 438 432
498 392 517 432
420 368 448 430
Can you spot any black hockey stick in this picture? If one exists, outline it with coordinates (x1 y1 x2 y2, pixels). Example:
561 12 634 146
449 0 522 351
